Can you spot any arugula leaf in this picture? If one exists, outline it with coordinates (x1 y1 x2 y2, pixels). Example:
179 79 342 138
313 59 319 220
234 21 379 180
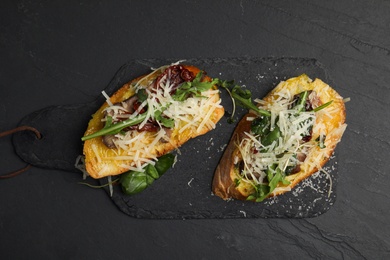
172 71 217 101
316 134 327 149
312 100 333 112
154 109 175 128
251 116 271 136
104 116 113 129
246 184 269 202
247 165 291 202
231 85 271 116
81 113 147 141
295 90 309 113
234 178 241 187
216 79 271 118
268 170 283 192
136 89 148 102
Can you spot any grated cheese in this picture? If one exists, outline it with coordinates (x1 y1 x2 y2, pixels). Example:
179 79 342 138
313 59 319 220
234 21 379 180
91 144 102 163
74 155 89 180
237 92 319 187
236 78 347 199
98 63 221 173
101 90 114 107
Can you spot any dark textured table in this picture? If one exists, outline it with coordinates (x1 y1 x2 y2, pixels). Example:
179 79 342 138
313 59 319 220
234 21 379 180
1 1 389 259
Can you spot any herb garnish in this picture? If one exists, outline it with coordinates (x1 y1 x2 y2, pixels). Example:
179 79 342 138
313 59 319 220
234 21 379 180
316 134 327 149
216 79 271 120
120 153 175 195
312 100 333 112
81 71 217 142
172 71 218 101
81 113 147 141
78 153 175 196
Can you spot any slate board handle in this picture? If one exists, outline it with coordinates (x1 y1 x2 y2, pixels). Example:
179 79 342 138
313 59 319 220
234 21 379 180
11 59 158 173
13 103 97 172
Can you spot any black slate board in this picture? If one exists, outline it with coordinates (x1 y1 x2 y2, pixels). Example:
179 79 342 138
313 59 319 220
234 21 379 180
13 57 338 219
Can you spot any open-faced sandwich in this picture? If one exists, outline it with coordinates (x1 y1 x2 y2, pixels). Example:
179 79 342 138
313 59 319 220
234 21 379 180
82 62 224 187
212 74 347 202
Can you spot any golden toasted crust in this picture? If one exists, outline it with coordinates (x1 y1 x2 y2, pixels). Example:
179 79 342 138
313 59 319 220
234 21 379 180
212 113 254 200
83 65 224 179
212 74 347 201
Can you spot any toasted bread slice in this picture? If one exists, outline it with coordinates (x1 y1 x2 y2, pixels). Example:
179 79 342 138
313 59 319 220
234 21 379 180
83 64 224 179
212 74 347 201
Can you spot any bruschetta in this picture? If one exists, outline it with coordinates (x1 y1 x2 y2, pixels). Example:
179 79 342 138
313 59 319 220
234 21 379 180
82 62 224 179
212 74 347 202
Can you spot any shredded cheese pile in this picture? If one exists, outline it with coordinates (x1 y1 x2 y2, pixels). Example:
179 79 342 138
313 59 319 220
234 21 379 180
236 92 316 187
96 65 222 173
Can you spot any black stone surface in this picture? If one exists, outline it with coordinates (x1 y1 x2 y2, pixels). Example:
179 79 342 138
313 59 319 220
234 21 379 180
1 1 389 259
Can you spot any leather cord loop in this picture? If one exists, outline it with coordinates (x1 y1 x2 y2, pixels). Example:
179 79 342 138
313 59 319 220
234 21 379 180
0 126 41 179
